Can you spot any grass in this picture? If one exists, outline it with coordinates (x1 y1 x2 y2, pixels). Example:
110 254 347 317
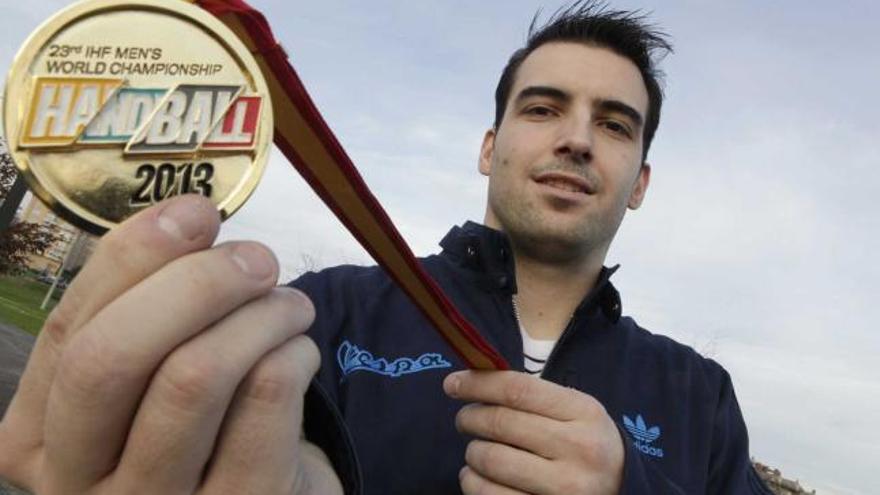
0 275 62 336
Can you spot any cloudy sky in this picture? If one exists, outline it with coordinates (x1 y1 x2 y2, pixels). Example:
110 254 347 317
2 0 878 493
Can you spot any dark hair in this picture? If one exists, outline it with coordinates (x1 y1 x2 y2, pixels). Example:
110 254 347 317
494 1 672 160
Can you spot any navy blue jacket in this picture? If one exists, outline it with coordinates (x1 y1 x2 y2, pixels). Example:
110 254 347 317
294 222 771 494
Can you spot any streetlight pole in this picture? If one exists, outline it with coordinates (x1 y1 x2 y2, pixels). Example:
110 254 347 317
2 118 29 233
0 175 27 233
40 230 81 310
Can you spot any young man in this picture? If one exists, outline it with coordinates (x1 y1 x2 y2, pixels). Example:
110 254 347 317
294 4 771 494
0 3 770 495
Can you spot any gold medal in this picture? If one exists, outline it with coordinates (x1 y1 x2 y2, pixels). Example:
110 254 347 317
3 0 509 369
3 0 272 234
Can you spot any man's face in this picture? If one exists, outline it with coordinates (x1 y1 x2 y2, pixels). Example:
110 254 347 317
480 42 651 263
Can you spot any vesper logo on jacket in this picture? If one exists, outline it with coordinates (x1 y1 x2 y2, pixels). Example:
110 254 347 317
337 340 452 378
20 76 262 153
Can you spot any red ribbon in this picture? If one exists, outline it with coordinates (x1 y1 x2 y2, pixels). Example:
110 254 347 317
196 0 508 370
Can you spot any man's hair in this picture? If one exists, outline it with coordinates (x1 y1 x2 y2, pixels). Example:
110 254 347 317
494 1 673 160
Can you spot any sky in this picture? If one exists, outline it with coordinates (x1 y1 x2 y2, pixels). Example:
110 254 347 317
2 0 879 493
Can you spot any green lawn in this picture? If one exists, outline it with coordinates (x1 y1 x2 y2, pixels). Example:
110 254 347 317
0 275 62 336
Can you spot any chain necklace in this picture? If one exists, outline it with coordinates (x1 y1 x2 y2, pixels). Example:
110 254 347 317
511 294 524 330
513 294 575 336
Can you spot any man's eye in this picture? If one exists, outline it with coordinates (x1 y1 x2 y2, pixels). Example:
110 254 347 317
524 106 555 117
601 120 632 138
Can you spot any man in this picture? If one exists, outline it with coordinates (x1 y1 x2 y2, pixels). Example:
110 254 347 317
0 2 770 494
294 4 770 494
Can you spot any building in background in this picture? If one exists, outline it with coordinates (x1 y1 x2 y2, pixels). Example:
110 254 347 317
19 196 97 276
753 461 817 495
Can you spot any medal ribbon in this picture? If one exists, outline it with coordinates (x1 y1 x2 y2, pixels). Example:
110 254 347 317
195 0 508 370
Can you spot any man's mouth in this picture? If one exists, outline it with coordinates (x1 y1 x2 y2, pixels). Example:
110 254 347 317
533 172 594 195
539 178 585 193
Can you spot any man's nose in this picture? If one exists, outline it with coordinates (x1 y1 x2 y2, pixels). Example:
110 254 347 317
554 113 593 164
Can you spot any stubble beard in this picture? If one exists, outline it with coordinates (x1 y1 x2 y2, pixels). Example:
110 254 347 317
490 192 614 266
486 156 628 266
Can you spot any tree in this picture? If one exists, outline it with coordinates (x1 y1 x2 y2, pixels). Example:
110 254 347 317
0 140 60 275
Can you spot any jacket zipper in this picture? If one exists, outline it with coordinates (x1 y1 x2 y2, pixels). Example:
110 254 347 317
508 295 523 371
510 295 577 380
540 315 577 380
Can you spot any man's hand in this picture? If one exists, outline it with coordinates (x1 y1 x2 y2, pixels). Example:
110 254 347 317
0 195 342 494
444 370 624 495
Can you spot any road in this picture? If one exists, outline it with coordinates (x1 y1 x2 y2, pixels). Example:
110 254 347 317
0 322 34 419
0 323 34 493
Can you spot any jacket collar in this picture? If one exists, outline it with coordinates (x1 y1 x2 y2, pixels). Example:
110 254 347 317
439 221 622 323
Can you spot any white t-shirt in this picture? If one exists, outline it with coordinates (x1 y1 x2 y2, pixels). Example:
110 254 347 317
520 326 557 375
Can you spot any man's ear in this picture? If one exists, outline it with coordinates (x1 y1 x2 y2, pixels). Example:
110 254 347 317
478 129 496 177
627 163 651 209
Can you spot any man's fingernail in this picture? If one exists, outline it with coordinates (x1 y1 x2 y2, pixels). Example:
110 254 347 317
444 372 462 397
158 196 211 241
275 287 316 326
231 243 276 279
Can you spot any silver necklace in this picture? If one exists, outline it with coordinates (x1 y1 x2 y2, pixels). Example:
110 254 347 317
512 294 524 329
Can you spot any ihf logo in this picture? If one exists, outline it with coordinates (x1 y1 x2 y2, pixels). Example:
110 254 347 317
623 414 665 458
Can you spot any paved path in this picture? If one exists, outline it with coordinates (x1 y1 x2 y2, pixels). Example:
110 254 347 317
0 324 35 493
0 322 35 419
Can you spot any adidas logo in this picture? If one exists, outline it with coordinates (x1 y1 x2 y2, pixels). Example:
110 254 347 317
622 414 665 458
